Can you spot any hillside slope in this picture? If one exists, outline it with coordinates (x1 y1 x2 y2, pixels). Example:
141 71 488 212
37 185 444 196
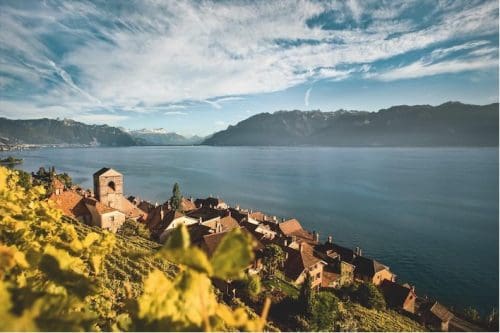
0 117 137 146
203 102 499 146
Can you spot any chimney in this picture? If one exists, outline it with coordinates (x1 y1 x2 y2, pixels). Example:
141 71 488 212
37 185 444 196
411 285 415 293
198 217 203 224
227 210 231 217
236 205 240 210
160 207 164 221
299 242 303 252
155 202 159 208
327 235 333 244
283 239 288 247
313 230 319 242
216 220 222 233
190 196 194 202
358 248 363 256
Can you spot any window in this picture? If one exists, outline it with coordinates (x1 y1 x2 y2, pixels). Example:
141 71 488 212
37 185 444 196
110 216 115 222
316 272 321 280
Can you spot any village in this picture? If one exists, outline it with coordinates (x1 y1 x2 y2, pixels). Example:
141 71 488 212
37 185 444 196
42 166 481 332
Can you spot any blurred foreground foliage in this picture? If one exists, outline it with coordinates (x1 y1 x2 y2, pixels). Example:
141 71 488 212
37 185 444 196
0 166 267 331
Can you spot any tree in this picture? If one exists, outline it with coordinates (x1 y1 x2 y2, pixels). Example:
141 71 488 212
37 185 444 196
298 272 314 317
356 282 386 310
261 244 286 277
245 274 261 301
309 292 340 331
169 183 182 211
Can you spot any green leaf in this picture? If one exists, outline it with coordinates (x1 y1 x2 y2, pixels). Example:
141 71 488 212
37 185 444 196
163 224 190 250
158 225 212 275
210 228 254 280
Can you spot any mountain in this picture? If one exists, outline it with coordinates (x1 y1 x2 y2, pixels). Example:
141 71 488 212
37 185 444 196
0 117 136 146
128 128 204 145
202 102 499 146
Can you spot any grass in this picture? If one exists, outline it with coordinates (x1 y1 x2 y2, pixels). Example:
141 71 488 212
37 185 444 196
262 274 299 298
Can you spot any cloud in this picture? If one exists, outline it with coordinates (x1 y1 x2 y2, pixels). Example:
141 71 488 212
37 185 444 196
371 40 498 81
373 57 498 81
164 111 188 116
204 96 245 109
163 104 187 110
305 87 312 107
0 0 498 119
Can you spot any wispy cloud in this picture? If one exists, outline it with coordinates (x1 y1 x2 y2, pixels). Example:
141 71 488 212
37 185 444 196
371 40 498 81
0 0 498 120
164 111 188 116
305 87 312 107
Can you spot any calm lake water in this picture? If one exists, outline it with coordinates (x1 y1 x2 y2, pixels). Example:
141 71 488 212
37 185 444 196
3 146 498 313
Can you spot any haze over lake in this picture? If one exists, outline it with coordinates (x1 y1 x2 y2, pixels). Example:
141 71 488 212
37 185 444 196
4 146 498 313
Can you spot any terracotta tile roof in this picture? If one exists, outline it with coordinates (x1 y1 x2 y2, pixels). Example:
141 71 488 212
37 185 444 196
321 267 340 288
51 177 65 190
49 191 89 218
84 197 116 214
284 243 323 281
249 211 267 222
380 280 415 309
146 205 185 237
279 219 316 243
181 197 197 211
120 196 147 219
424 302 454 322
203 215 239 232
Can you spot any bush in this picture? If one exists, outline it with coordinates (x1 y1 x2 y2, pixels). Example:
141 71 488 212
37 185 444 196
308 292 340 331
356 282 386 310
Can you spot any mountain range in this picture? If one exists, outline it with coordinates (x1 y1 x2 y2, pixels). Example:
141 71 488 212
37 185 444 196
127 128 204 145
202 102 498 146
0 118 201 147
1 102 498 147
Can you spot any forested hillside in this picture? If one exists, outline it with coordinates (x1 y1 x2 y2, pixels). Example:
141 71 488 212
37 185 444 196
203 102 499 146
0 118 136 146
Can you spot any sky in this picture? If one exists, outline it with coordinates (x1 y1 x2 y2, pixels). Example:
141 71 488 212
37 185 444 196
0 0 498 136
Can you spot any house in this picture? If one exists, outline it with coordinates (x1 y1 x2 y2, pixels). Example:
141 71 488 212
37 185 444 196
278 219 318 245
352 255 395 286
48 190 91 224
181 197 197 211
92 168 147 221
147 204 198 241
201 227 264 273
194 197 228 209
51 177 65 195
202 214 239 233
283 242 326 289
420 301 454 331
315 239 394 286
380 280 417 313
84 197 126 232
186 206 227 224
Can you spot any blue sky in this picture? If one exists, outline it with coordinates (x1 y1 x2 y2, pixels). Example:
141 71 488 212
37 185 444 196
0 0 498 136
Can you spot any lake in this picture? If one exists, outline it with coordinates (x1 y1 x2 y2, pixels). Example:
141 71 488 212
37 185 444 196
3 146 498 313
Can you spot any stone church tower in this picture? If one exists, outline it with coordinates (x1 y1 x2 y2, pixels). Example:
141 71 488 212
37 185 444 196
93 167 124 211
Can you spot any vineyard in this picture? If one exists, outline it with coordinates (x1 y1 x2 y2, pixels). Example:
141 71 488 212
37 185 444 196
0 166 266 331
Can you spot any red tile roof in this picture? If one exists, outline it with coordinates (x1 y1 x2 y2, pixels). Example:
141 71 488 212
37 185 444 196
284 243 323 281
84 197 116 214
279 219 316 243
49 191 89 218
